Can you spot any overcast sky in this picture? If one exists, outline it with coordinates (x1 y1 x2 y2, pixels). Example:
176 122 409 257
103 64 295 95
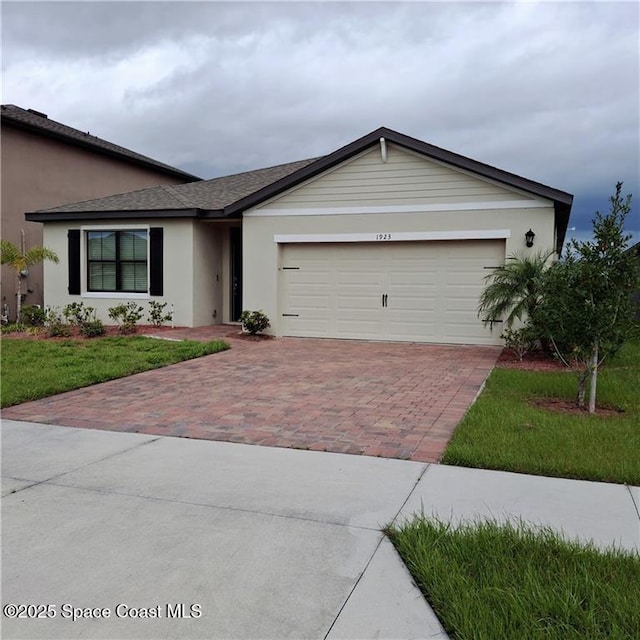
2 1 639 240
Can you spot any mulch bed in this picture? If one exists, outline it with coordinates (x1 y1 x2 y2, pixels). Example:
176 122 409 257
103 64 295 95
1 325 178 341
496 348 570 372
1 325 275 342
531 397 625 417
498 349 624 416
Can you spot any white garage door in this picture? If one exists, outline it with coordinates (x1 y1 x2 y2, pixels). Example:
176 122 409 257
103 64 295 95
279 240 504 345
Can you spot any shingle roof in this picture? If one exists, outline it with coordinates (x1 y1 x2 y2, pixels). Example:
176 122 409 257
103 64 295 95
33 157 320 214
25 125 573 251
1 104 201 182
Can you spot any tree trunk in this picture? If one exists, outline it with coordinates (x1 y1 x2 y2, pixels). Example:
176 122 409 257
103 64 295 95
576 370 587 408
588 342 598 414
15 276 22 323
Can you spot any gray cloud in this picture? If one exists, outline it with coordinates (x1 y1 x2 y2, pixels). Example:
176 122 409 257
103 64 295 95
3 1 639 233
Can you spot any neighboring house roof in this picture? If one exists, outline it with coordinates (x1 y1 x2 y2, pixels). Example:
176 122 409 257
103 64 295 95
25 126 573 249
1 104 201 182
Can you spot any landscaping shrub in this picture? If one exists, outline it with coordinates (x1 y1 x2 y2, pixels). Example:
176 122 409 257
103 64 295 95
1 323 26 334
21 304 46 327
147 301 173 326
80 319 106 338
63 301 95 327
240 309 270 335
48 322 73 338
108 302 144 334
501 325 535 361
45 307 72 338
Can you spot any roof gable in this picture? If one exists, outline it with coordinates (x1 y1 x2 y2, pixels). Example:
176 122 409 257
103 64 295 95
225 127 573 215
227 126 573 251
25 125 573 250
251 142 545 212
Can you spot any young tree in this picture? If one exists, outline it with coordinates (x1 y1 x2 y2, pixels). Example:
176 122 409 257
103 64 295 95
1 237 59 322
537 182 639 413
478 250 553 330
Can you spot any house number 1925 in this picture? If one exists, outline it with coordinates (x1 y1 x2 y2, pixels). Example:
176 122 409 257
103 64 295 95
375 233 392 241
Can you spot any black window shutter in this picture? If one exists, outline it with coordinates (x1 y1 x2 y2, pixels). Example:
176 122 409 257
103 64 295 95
68 230 81 295
149 227 163 296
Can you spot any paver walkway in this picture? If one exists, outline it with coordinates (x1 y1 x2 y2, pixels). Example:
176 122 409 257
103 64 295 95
3 327 501 462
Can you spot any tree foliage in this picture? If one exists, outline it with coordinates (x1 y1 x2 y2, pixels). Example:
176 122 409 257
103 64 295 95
1 239 59 322
478 250 553 330
537 182 639 412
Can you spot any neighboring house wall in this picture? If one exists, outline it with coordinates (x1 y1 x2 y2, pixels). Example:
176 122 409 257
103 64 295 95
1 124 191 320
244 145 556 342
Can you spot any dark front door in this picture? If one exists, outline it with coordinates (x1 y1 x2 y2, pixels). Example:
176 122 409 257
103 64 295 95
230 227 243 321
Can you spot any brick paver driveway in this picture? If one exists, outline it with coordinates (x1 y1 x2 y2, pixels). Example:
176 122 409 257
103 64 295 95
4 330 501 462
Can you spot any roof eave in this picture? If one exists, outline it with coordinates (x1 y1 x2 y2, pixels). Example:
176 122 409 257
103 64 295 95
25 208 204 222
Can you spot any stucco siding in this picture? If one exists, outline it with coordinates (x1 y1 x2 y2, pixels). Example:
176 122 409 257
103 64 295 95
256 144 536 210
42 219 196 327
243 206 555 338
192 221 224 326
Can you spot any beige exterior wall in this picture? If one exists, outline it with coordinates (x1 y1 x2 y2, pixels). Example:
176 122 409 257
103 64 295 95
244 146 556 337
192 220 225 326
1 125 190 320
258 143 535 209
44 220 221 326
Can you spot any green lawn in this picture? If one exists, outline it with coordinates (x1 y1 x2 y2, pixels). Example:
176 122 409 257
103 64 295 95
443 339 640 485
1 336 229 407
387 517 640 640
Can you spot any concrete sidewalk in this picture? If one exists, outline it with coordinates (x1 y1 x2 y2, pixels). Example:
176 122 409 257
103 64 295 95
2 420 638 640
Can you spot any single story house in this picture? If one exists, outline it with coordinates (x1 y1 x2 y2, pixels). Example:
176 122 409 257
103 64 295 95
26 127 573 345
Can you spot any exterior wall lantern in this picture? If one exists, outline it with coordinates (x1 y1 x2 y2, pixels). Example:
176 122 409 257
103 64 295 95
525 229 535 248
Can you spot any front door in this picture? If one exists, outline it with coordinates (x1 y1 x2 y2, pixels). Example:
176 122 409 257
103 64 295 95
230 227 243 321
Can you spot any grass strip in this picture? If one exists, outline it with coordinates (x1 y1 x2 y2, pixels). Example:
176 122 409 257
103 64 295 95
1 336 229 407
386 517 640 640
442 340 640 485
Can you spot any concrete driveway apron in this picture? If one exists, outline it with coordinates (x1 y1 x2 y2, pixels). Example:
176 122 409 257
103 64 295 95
3 333 501 462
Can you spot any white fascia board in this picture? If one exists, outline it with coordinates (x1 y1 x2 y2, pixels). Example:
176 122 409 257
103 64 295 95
247 200 551 217
274 229 512 244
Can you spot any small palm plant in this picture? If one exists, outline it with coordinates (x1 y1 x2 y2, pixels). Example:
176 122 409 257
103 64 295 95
1 237 59 322
478 250 553 330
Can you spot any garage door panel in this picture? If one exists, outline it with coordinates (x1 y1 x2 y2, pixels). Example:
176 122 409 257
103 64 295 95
388 271 438 286
337 273 384 286
337 319 383 333
280 241 504 344
285 272 332 286
388 295 436 311
336 294 379 307
288 295 331 310
444 296 479 311
389 310 439 325
445 270 485 285
287 319 331 336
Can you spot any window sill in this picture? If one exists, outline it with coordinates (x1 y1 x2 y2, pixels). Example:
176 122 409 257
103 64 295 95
82 292 150 300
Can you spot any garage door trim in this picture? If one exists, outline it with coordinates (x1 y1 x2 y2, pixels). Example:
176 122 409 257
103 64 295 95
279 240 505 345
274 229 511 244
